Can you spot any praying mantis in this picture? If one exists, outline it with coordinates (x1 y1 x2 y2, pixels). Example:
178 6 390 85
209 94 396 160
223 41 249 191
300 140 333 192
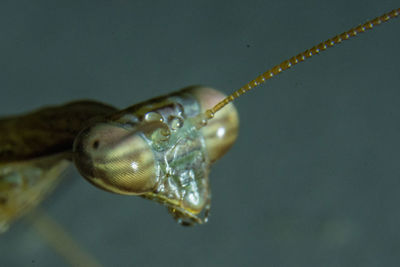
1 2 399 267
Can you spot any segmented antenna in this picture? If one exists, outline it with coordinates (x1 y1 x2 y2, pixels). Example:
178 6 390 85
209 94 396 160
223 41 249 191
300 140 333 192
200 8 399 123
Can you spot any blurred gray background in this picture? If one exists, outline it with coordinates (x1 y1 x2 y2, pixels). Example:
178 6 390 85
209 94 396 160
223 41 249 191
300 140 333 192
1 1 399 266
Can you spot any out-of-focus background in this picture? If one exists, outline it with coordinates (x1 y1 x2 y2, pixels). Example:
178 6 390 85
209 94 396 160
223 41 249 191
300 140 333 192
1 1 399 266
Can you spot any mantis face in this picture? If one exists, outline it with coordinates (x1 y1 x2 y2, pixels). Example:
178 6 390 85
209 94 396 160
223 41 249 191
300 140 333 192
73 87 238 224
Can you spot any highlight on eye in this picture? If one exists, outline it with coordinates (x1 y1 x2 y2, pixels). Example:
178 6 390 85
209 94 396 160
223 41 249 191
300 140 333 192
73 123 158 195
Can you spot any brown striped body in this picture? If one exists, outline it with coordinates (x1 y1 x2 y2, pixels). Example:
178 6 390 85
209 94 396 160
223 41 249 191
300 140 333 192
0 101 117 163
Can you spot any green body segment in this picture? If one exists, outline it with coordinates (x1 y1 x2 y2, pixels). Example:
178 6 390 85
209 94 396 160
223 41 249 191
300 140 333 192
0 154 70 232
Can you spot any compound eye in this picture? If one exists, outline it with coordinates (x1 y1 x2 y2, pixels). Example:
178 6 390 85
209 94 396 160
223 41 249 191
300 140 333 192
187 87 239 163
73 123 157 195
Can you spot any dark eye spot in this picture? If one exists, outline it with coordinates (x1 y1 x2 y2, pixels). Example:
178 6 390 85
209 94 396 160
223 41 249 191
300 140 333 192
0 197 8 205
92 140 100 149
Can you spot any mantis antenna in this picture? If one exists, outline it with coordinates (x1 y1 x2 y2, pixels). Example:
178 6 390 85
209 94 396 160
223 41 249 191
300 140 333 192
198 8 400 124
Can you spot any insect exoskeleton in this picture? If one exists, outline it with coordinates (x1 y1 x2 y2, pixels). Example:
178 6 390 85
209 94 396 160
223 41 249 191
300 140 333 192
73 86 238 223
0 100 117 232
190 87 239 163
